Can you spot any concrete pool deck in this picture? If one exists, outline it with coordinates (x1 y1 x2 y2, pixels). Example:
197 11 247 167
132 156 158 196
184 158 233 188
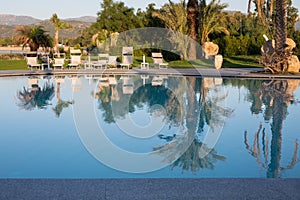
0 179 299 199
0 68 299 199
0 67 300 79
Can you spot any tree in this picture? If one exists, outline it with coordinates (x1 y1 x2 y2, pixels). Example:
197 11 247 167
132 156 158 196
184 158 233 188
14 25 53 52
199 0 228 45
50 13 72 56
275 0 287 55
187 0 199 59
97 0 142 33
154 0 190 59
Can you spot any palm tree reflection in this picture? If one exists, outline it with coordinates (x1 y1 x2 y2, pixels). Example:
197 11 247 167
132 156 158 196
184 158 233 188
52 79 74 117
17 81 55 110
244 80 300 178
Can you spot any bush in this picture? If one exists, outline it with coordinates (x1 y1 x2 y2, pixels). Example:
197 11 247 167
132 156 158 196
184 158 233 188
214 34 265 57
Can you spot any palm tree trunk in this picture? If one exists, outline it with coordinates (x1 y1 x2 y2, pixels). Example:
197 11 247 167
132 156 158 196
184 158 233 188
275 0 287 54
248 0 253 14
55 30 60 57
187 0 199 60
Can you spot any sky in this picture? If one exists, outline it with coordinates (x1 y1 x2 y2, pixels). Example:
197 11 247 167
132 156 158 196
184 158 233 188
0 0 299 20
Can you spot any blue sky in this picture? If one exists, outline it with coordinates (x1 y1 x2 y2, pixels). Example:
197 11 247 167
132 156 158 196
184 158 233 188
0 0 299 19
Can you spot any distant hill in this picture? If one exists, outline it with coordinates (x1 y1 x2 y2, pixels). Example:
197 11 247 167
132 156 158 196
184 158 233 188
0 14 42 25
0 14 96 25
297 21 300 30
0 15 95 39
65 16 97 23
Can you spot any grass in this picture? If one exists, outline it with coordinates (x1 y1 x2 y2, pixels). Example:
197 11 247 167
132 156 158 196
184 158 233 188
0 60 27 70
222 55 262 68
0 55 264 70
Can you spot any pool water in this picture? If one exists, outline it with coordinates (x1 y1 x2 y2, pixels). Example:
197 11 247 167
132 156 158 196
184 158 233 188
0 74 299 178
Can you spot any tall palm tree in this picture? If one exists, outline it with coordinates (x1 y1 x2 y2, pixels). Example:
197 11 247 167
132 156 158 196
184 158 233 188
50 13 72 57
275 0 287 55
187 0 199 59
14 25 53 51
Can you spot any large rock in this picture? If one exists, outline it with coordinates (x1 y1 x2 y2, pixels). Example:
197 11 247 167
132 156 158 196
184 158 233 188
203 42 219 59
261 38 296 56
287 55 300 73
214 55 223 69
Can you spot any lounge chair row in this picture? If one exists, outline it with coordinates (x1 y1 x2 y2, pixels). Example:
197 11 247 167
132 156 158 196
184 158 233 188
25 48 168 70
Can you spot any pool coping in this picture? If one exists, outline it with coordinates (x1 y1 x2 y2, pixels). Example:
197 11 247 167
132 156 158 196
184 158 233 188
0 178 299 199
1 68 300 79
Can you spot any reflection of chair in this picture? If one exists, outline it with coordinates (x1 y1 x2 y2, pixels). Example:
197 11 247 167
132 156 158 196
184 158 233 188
152 52 168 69
152 76 164 86
68 50 82 69
26 52 43 70
93 54 109 69
52 53 65 70
122 76 134 94
120 47 133 69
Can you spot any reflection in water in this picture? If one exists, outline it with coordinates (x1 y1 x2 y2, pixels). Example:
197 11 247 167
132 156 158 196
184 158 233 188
13 75 300 176
17 78 55 110
243 80 300 178
52 77 74 118
94 76 230 172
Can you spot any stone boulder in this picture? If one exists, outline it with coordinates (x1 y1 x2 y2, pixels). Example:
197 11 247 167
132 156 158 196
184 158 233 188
203 42 219 59
261 38 299 73
214 55 223 69
287 55 300 73
261 38 296 56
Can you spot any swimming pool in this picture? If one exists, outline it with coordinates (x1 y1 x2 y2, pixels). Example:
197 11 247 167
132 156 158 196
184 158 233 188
0 74 299 178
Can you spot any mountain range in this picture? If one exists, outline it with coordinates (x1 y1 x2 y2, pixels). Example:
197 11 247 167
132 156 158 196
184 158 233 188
0 14 97 39
0 14 96 25
297 21 300 30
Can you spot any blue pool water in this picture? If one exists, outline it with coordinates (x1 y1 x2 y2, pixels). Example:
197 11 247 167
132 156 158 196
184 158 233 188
0 74 299 178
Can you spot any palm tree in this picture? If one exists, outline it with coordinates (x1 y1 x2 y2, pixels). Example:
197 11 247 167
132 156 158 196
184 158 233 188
14 25 53 51
275 0 287 55
154 0 189 59
50 13 72 56
199 0 228 45
187 0 199 59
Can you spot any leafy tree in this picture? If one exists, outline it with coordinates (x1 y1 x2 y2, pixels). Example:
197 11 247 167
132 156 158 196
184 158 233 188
97 0 142 33
50 13 72 56
14 26 53 51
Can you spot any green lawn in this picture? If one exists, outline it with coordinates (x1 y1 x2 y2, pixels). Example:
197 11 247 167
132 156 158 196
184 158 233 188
0 55 263 70
0 60 27 70
222 55 262 68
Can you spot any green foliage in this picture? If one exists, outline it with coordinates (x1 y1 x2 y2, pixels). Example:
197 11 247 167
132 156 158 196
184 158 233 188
14 25 53 51
0 38 13 46
97 0 143 33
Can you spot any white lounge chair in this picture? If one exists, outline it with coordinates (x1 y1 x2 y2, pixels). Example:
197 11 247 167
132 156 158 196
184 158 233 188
107 56 118 68
68 50 82 69
52 53 65 70
93 53 109 69
26 52 43 70
120 47 133 69
152 52 168 69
